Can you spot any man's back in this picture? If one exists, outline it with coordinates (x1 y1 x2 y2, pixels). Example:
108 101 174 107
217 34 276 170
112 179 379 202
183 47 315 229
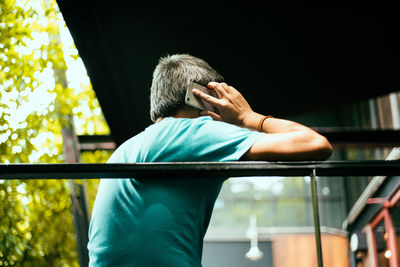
88 117 262 266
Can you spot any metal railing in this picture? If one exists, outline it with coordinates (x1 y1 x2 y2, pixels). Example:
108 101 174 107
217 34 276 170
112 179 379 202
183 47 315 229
1 160 399 267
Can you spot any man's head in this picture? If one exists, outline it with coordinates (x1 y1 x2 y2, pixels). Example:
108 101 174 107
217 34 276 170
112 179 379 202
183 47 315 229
150 54 224 122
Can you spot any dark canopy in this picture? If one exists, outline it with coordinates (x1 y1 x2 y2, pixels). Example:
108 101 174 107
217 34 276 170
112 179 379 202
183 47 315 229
56 4 400 145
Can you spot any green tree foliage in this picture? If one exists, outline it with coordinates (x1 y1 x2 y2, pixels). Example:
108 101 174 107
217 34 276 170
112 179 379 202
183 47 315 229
0 0 111 265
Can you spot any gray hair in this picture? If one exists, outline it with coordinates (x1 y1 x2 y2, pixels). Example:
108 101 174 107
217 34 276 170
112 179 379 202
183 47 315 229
150 54 224 122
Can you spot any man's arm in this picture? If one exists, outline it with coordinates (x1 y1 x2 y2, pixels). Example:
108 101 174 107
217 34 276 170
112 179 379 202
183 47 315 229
193 82 332 161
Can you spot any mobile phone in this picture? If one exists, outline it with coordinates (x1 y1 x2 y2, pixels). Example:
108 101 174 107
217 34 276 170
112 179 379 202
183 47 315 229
185 82 217 113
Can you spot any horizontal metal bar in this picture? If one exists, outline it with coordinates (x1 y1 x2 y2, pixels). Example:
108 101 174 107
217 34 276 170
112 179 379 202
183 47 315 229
78 135 115 144
316 128 400 142
0 161 399 180
79 142 116 152
316 129 400 148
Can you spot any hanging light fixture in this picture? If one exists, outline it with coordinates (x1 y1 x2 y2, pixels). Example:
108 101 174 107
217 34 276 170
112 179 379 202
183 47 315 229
245 214 264 261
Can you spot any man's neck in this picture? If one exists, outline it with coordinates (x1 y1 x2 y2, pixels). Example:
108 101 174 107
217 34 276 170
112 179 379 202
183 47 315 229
156 106 201 122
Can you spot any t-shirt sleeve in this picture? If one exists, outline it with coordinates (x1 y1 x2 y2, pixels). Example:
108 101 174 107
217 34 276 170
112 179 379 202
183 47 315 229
186 117 263 162
106 145 126 163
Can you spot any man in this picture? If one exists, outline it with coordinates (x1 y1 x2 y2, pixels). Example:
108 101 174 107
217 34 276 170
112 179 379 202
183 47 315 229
88 54 332 266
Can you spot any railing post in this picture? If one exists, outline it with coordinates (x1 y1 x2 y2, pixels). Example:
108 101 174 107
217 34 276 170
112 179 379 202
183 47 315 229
62 116 90 267
311 168 324 267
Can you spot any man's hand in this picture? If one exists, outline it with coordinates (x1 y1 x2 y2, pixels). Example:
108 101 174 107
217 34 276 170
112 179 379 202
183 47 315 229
192 82 254 127
193 81 333 161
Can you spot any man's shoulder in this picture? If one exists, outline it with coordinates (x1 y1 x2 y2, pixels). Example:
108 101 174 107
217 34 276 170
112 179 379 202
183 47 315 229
107 131 146 163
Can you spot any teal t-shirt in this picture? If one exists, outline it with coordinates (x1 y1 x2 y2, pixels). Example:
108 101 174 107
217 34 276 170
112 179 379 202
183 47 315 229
88 116 262 267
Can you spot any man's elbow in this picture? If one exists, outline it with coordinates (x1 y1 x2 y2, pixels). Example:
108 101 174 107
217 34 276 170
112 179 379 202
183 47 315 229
311 135 333 160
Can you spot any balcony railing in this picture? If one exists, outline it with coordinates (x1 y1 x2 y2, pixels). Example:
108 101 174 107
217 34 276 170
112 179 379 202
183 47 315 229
1 160 399 267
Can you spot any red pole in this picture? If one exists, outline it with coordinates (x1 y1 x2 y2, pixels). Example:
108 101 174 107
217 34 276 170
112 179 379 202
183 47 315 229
383 208 399 267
